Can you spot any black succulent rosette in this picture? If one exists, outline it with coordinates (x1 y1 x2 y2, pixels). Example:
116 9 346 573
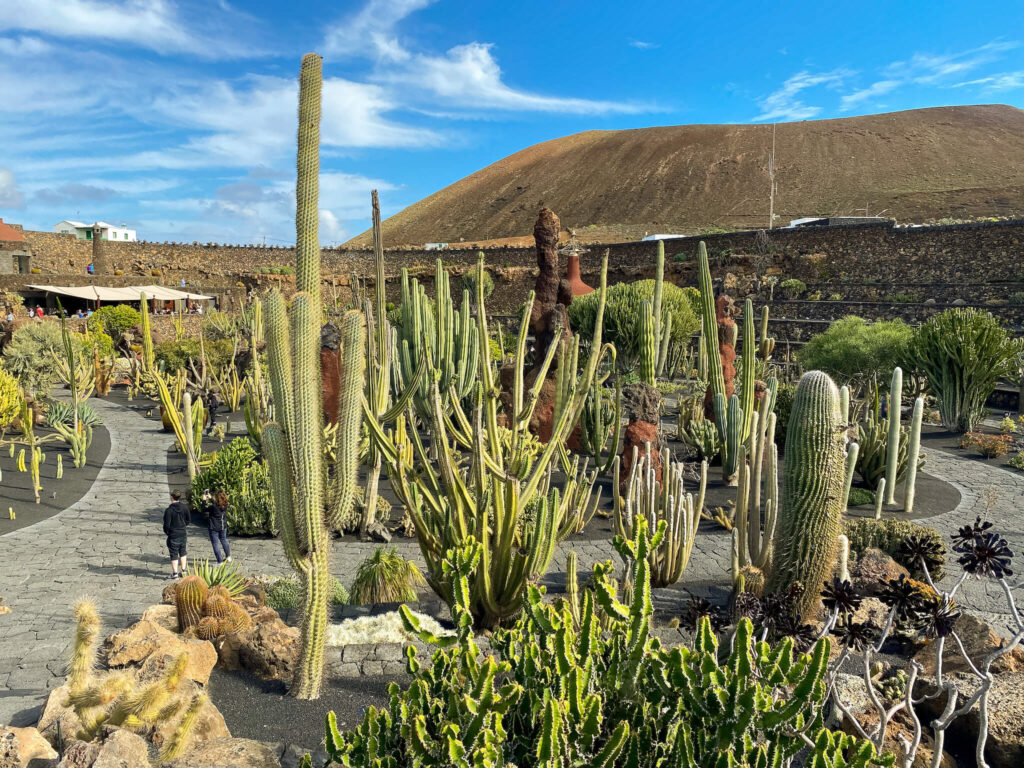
918 595 961 639
899 534 946 577
733 591 763 622
954 532 1011 581
952 517 993 549
878 575 928 621
835 620 878 651
821 578 862 620
683 596 728 631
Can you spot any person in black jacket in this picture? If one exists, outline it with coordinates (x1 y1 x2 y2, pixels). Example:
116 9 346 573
201 489 232 565
162 489 191 579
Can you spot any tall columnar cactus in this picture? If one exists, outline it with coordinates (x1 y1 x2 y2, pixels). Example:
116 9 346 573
884 366 902 505
140 292 154 374
839 385 850 425
739 298 756 441
903 396 925 514
733 401 779 574
767 370 846 620
697 242 725 404
842 442 860 513
175 574 208 630
639 300 656 385
579 374 621 474
260 53 365 699
714 392 743 485
758 305 775 361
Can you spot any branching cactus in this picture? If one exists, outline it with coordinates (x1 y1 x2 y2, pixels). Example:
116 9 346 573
733 405 779 576
884 366 902 505
768 370 847 620
639 300 657 385
714 392 743 485
697 242 725 406
260 53 366 699
579 373 621 475
614 443 706 587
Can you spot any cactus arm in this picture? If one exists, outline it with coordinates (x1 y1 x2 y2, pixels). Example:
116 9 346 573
884 366 902 505
262 423 304 571
697 242 725 403
903 396 924 514
295 54 321 297
740 299 756 441
325 311 365 531
842 442 859 513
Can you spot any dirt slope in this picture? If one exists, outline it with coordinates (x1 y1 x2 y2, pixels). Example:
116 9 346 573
347 105 1024 247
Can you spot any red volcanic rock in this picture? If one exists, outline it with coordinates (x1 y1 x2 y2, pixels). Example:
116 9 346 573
620 420 661 496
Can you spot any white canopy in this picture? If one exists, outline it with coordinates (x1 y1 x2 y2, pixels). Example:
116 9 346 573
28 284 213 302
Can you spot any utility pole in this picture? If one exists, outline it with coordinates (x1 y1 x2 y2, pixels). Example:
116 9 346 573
768 124 777 229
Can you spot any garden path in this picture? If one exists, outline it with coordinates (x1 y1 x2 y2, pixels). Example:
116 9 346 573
1 397 1021 727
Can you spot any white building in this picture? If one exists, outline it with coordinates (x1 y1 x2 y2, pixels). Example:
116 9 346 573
54 220 137 241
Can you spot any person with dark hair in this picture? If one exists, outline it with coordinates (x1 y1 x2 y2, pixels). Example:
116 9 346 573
201 489 232 564
162 489 190 579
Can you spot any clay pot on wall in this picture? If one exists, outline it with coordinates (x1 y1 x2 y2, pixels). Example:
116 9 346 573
566 253 593 296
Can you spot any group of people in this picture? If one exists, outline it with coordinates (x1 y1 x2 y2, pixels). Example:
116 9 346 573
4 305 93 322
162 488 233 580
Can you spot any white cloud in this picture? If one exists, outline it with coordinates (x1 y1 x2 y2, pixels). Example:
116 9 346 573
953 71 1024 91
754 70 850 122
0 35 51 55
629 40 659 50
840 79 901 111
0 169 24 209
387 42 649 114
323 0 434 61
884 41 1019 85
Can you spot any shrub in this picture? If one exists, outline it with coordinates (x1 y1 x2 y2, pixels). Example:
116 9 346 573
773 382 796 448
349 548 426 605
999 416 1017 435
907 308 1023 432
87 305 141 341
806 290 822 301
461 268 494 303
264 574 348 611
156 338 234 372
320 524 890 767
190 438 275 536
568 279 700 368
828 293 842 301
779 278 806 298
885 292 918 303
797 316 913 388
960 432 1013 458
1009 291 1024 306
847 487 875 507
844 518 946 581
1009 451 1024 471
2 321 65 398
200 309 238 341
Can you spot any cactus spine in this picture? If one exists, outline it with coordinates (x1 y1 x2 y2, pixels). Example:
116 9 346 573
261 53 365 699
903 396 924 514
884 366 902 505
767 370 846 620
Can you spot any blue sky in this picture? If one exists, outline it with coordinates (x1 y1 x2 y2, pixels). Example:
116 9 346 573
1 0 1022 245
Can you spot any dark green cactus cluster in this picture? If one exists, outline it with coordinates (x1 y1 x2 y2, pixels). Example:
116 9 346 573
308 518 892 768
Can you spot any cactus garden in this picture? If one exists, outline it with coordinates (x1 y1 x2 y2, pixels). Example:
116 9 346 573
1 53 1024 768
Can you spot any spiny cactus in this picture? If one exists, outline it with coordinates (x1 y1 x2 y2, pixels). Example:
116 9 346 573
614 444 706 587
697 242 725 406
639 300 656 385
714 392 743 485
65 600 203 749
260 53 366 699
175 574 208 630
140 292 154 374
733 400 779 574
768 370 847 620
884 366 902 505
903 396 925 514
842 441 860 513
579 374 621 474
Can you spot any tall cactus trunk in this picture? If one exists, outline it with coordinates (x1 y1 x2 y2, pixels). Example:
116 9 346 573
884 367 902 505
767 370 846 620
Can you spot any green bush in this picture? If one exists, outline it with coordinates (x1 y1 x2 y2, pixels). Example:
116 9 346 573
779 278 806 298
350 548 426 605
568 279 700 368
846 487 875 507
2 321 65 398
797 316 913 388
1009 292 1024 306
200 309 238 341
87 305 141 341
265 574 348 611
156 338 234 373
461 269 494 303
1009 451 1024 471
844 518 946 581
190 438 275 536
907 308 1023 432
319 523 891 767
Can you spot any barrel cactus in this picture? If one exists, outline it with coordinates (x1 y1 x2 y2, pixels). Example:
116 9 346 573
767 370 846 620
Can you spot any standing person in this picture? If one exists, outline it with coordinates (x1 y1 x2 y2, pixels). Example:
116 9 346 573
201 489 232 564
162 489 191 579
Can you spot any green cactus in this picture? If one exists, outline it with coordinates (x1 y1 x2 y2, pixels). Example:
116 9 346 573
579 374 621 475
767 370 847 620
314 518 892 768
140 292 154 374
714 392 743 485
739 298 756 441
175 574 208 630
260 53 366 699
903 396 924 514
884 366 902 505
697 242 725 405
758 304 775 361
840 384 850 425
639 300 656 385
842 441 860 513
733 403 779 574
614 444 706 587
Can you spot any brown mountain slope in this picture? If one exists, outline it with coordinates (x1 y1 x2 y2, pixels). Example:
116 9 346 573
347 105 1024 247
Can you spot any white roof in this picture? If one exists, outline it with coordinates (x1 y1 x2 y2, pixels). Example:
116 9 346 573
58 220 87 228
28 284 213 301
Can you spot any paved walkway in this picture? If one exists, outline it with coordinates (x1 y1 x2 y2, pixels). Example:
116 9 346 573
0 397 1021 726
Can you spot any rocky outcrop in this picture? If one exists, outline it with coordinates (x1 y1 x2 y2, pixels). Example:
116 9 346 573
913 613 1024 676
0 726 58 767
167 738 283 768
850 548 910 596
103 620 217 686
